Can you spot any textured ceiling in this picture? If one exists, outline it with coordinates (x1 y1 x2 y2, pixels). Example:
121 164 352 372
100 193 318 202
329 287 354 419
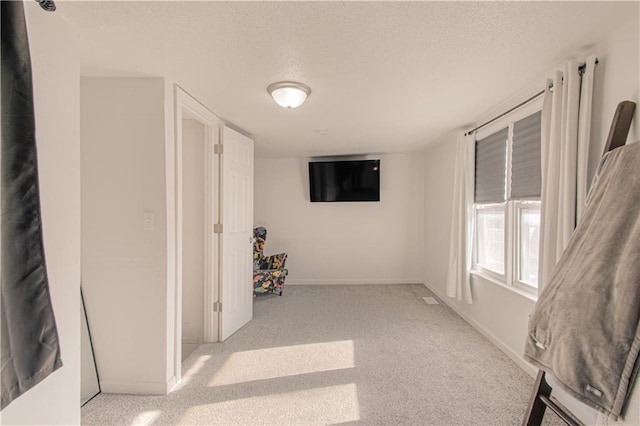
58 1 638 158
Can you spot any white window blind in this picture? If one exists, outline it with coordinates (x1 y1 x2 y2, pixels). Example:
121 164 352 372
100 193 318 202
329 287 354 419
474 128 508 203
510 111 542 200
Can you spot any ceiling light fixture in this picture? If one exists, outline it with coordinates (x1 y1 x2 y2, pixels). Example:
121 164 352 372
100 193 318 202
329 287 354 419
267 81 311 109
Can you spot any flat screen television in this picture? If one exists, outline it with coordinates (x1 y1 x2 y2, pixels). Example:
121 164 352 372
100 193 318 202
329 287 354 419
309 159 380 202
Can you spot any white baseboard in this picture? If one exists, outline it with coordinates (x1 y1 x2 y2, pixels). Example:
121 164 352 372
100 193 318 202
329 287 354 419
287 278 423 285
100 379 170 395
423 281 537 378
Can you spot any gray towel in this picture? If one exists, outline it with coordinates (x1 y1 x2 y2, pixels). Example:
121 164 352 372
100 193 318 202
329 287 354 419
524 141 640 420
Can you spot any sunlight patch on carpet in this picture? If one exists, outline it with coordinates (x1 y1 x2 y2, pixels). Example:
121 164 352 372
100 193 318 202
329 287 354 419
130 410 161 425
177 383 360 425
210 340 355 387
177 355 212 388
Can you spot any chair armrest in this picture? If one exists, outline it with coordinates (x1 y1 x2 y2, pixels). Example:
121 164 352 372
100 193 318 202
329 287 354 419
261 253 287 270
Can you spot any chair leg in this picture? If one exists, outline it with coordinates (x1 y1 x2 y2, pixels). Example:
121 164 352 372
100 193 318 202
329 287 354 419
523 370 552 426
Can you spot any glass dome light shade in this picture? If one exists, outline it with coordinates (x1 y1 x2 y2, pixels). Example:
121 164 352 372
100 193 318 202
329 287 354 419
267 81 311 109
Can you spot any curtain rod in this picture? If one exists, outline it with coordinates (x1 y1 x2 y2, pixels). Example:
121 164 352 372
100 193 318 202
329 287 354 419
464 89 545 136
465 59 598 137
36 0 56 12
578 58 599 76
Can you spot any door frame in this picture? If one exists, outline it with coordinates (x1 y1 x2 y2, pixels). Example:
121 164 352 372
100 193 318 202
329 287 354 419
172 86 221 385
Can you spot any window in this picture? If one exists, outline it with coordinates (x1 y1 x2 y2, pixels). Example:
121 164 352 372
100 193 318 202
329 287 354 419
475 204 505 274
473 110 542 293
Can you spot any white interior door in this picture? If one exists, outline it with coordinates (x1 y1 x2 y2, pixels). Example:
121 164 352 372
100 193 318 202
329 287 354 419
220 126 254 340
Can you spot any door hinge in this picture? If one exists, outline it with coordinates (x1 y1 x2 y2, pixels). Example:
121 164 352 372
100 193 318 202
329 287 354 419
214 144 223 155
213 301 222 312
213 223 223 234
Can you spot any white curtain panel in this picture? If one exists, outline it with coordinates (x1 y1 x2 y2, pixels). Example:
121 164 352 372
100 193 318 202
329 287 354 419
576 55 598 220
538 59 594 292
445 132 475 304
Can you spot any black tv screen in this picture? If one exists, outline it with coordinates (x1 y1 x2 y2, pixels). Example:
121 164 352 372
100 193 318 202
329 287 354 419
309 159 380 202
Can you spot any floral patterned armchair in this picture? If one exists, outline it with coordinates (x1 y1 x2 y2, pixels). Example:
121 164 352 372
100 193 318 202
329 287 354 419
253 227 288 296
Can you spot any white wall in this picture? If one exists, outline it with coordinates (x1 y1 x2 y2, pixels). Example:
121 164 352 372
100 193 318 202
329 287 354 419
254 154 424 285
181 120 205 354
81 77 169 394
423 15 639 426
0 4 81 425
587 17 640 183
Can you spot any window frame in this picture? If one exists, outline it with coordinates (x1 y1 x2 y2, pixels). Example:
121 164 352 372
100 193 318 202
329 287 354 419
471 96 543 296
512 200 541 292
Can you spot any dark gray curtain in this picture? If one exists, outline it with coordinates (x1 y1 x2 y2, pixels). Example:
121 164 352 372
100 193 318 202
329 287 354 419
1 0 62 410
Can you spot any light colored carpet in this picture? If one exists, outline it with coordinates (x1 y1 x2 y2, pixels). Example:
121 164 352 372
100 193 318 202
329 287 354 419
82 284 563 425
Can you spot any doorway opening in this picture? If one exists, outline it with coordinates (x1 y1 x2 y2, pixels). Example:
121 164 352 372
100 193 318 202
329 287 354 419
181 119 206 360
172 87 221 384
171 87 254 387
